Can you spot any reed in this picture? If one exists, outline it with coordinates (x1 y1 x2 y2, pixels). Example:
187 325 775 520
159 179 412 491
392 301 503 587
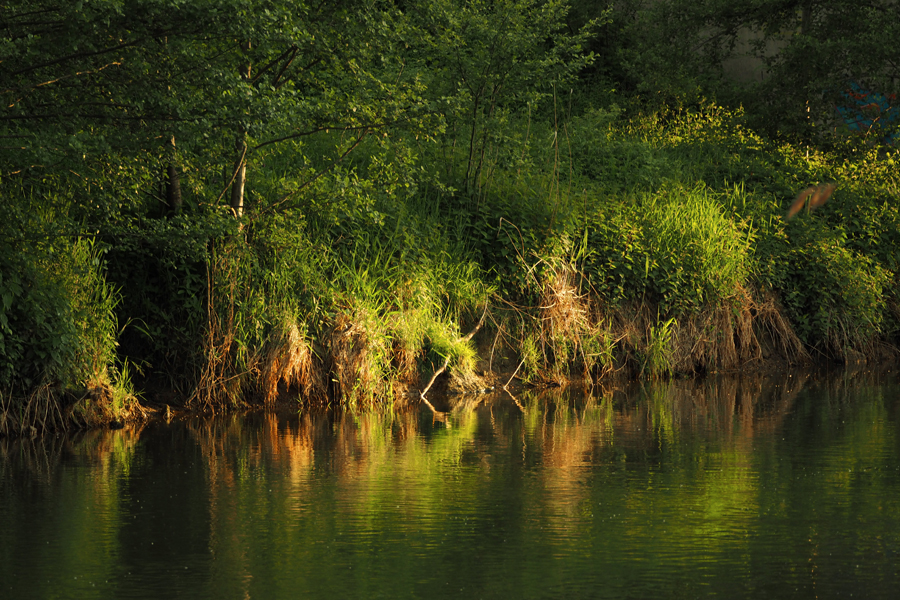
183 203 494 411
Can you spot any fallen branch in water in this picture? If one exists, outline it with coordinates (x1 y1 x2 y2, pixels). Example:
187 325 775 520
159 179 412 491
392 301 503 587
419 305 488 402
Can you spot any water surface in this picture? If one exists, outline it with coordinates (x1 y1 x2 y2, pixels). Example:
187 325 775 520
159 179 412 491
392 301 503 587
3 369 900 599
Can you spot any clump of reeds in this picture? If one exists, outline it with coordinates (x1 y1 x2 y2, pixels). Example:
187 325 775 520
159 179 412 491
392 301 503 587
181 211 493 411
602 303 672 378
518 260 616 384
256 319 326 405
327 307 392 405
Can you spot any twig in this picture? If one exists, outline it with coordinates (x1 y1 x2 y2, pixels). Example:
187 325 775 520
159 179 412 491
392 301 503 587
503 359 526 391
261 130 369 215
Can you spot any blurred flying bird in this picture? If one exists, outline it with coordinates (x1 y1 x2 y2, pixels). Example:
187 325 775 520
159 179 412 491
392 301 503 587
786 183 836 219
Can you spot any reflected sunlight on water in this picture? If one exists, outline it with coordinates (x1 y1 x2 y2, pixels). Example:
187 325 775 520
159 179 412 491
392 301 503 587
3 368 900 599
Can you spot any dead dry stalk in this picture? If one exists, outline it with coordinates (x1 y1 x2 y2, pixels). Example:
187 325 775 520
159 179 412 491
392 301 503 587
190 244 245 411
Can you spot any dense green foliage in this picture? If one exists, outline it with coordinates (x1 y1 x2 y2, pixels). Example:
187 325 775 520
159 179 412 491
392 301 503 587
2 0 898 430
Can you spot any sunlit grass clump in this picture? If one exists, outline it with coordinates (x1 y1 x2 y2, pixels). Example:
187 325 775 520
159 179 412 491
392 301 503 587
185 201 494 410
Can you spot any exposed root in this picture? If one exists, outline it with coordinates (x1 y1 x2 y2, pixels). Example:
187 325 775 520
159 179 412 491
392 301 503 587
564 284 808 379
71 381 152 429
1 379 150 438
751 287 807 364
671 285 761 373
0 383 68 437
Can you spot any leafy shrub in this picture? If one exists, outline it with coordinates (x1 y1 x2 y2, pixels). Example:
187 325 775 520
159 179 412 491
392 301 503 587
582 185 751 314
0 252 77 391
782 237 889 352
0 237 121 393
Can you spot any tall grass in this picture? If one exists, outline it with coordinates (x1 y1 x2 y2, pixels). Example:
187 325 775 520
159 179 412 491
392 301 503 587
0 236 142 435
185 194 494 410
9 95 899 431
634 185 753 312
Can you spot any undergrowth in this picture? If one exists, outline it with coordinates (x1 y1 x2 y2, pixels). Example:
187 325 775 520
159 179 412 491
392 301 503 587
3 98 898 434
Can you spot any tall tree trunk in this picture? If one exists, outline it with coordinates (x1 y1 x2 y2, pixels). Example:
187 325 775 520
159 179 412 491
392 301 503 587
229 135 247 217
230 41 252 218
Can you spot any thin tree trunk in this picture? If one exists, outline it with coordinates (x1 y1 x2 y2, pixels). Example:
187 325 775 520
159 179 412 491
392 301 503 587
230 40 252 217
165 135 182 215
229 136 246 217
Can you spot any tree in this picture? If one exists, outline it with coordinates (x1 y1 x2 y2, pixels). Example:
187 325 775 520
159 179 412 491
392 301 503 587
404 0 599 191
1 0 435 396
1 0 429 221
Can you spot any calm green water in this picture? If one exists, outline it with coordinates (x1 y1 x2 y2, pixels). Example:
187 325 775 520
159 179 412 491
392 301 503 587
3 370 900 599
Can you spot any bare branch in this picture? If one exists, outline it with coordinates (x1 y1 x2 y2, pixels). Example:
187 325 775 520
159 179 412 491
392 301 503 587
9 40 138 77
3 61 122 97
261 129 369 214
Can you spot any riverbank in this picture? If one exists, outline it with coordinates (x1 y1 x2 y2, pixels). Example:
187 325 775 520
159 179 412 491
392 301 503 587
3 1 899 437
3 99 899 437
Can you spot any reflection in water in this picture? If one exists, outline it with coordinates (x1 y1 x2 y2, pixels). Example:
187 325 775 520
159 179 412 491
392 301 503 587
2 369 900 599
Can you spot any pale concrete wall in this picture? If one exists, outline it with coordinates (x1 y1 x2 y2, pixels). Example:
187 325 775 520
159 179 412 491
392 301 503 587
720 27 788 83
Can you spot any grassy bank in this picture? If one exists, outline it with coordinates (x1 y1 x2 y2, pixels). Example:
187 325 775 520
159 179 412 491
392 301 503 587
4 99 898 435
3 2 899 435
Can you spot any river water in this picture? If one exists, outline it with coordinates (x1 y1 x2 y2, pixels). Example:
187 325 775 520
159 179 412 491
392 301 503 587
2 369 900 599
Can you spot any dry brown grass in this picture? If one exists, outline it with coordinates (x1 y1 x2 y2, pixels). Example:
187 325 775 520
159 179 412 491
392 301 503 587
256 321 326 405
519 262 615 384
190 247 245 411
670 285 760 372
591 284 807 378
542 266 588 342
69 382 152 429
749 287 807 364
0 383 67 437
